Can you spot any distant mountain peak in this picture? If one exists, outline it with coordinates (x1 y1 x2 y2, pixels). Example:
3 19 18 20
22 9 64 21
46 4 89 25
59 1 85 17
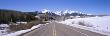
54 10 84 15
40 9 92 16
42 9 50 13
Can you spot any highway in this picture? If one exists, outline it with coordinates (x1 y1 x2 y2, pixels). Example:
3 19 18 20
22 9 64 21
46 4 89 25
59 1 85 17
22 22 107 36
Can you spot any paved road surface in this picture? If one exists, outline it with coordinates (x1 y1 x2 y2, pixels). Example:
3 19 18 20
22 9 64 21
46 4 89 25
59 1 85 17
22 22 107 36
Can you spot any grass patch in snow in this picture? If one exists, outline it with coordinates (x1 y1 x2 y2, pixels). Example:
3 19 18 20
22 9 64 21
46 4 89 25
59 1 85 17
78 21 93 27
9 20 47 31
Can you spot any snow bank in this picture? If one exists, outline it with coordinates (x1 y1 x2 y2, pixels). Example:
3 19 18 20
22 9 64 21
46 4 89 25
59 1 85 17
3 24 44 36
0 24 9 36
16 22 27 24
59 16 110 35
0 24 9 27
0 30 9 36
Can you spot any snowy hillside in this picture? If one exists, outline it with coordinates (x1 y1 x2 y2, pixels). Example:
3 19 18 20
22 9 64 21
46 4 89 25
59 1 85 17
59 16 110 35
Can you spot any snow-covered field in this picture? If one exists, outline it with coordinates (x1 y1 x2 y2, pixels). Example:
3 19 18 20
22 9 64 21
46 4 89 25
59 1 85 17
59 16 110 35
1 24 45 36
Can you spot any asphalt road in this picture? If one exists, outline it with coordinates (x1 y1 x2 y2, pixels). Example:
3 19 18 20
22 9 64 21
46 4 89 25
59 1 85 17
22 22 107 36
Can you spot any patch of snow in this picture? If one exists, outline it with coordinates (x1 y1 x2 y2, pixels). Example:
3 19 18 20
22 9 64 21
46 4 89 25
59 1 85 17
0 30 9 36
70 16 75 17
35 16 40 19
16 22 27 24
62 10 79 15
35 16 40 18
54 11 62 16
0 24 9 36
87 14 92 15
63 10 68 14
75 16 80 18
3 29 31 36
69 10 75 14
0 24 9 27
59 16 110 35
3 24 44 36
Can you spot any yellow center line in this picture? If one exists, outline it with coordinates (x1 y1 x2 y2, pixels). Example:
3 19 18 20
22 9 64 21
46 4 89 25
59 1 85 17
53 23 56 36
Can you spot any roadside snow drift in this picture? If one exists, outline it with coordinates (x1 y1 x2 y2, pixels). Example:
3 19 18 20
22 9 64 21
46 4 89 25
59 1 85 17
59 16 110 35
3 24 45 36
0 24 9 36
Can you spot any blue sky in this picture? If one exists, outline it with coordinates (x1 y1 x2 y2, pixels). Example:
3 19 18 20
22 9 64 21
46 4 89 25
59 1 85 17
0 0 110 15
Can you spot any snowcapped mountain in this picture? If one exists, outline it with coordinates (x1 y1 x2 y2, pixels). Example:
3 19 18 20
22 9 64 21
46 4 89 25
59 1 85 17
41 9 90 16
41 9 50 13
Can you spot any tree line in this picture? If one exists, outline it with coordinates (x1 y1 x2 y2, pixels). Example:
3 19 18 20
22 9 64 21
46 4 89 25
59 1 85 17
0 9 37 24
